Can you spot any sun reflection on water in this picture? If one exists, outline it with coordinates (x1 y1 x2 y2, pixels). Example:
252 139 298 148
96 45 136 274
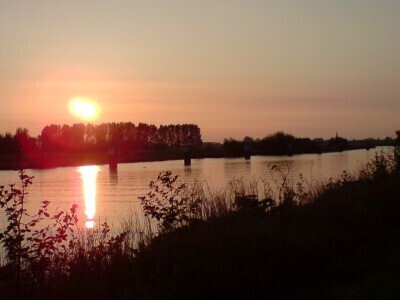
77 166 100 229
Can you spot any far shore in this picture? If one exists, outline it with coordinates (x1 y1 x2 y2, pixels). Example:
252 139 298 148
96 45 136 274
0 145 382 171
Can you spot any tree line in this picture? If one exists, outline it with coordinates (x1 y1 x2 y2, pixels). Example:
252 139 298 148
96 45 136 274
223 131 395 156
0 122 202 155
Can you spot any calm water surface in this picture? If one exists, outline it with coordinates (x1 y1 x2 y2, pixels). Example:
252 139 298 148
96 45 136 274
0 148 389 229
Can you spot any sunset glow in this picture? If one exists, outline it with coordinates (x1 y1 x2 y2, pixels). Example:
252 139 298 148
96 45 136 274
68 98 99 121
78 166 100 229
1 2 400 140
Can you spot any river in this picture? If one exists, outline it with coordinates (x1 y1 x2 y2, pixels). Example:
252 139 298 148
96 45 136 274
0 147 390 229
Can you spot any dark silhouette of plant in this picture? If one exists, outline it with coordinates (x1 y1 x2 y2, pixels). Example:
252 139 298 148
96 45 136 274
75 221 131 268
359 151 394 182
394 130 400 173
0 171 135 299
0 170 33 294
234 194 275 215
0 170 80 295
139 171 202 232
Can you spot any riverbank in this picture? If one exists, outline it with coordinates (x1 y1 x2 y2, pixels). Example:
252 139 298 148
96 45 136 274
130 172 400 299
1 150 400 299
0 144 378 171
0 143 228 170
0 151 189 170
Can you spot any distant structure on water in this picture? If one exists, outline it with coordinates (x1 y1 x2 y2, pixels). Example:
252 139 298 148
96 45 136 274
184 146 191 166
109 147 118 170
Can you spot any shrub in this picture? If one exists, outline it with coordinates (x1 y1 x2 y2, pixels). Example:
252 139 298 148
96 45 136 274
0 171 133 299
0 171 81 294
139 171 202 232
359 151 395 182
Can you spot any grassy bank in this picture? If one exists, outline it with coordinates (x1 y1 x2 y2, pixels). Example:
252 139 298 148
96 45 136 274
1 150 400 299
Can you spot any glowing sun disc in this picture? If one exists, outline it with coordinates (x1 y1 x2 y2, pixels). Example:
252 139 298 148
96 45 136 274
69 97 99 120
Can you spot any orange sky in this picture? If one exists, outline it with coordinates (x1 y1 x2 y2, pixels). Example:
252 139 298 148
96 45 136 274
1 1 399 141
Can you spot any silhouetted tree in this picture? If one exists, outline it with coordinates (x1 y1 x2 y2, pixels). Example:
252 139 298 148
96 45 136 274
40 124 62 152
14 128 38 155
0 132 15 154
3 121 203 156
223 138 244 156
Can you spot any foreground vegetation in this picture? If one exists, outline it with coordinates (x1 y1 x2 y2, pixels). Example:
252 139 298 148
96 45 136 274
1 138 400 299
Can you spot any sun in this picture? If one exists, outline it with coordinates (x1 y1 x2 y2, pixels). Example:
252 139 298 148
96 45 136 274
68 97 100 120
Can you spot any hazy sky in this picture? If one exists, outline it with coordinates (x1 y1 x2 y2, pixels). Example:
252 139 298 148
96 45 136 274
1 0 399 141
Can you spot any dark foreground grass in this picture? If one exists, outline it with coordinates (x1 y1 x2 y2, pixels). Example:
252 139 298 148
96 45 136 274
2 152 400 299
125 175 400 300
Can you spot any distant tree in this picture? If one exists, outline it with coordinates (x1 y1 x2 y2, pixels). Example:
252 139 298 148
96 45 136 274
109 123 124 148
85 123 97 149
40 125 61 152
123 122 136 143
70 124 85 152
328 134 348 151
94 123 108 148
2 121 202 156
0 132 16 154
223 138 244 156
243 136 254 144
260 132 295 155
15 128 32 155
181 124 202 147
147 124 158 146
136 123 150 149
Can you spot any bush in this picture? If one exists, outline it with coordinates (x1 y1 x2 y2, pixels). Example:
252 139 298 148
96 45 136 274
0 171 132 299
139 171 202 232
0 171 80 295
359 151 396 182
